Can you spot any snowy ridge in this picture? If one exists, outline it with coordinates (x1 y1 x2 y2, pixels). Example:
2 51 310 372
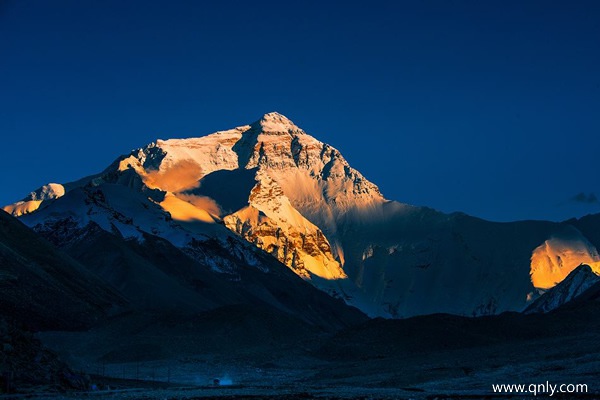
3 183 65 216
525 264 600 314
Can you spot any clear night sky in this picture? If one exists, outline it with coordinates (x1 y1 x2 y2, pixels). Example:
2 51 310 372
1 1 599 222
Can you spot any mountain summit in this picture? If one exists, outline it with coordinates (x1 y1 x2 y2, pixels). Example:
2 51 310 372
5 113 600 317
253 111 301 133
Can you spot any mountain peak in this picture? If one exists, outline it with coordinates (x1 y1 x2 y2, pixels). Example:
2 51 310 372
260 111 292 123
252 112 302 135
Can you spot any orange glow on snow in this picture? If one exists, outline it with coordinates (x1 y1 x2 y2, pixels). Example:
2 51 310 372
530 237 600 289
143 159 204 193
2 200 42 217
176 193 222 217
160 193 217 223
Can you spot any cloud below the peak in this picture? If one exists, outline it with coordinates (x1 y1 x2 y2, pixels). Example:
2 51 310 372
143 159 204 193
176 193 222 218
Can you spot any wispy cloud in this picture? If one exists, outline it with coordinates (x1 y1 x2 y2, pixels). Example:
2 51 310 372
143 159 203 193
570 192 599 204
176 193 222 217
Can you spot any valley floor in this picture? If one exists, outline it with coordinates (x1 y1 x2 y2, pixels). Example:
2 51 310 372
14 328 600 400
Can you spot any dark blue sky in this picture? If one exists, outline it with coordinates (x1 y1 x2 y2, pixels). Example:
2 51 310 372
1 0 599 221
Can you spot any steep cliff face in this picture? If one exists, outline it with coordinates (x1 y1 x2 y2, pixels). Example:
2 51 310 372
236 113 384 259
223 171 345 281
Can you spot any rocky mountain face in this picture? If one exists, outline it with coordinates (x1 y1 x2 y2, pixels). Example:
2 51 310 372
222 173 345 281
5 112 600 318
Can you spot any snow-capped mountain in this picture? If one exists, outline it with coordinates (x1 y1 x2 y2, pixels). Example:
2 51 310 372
529 226 600 290
3 183 65 217
525 264 600 314
5 112 600 318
